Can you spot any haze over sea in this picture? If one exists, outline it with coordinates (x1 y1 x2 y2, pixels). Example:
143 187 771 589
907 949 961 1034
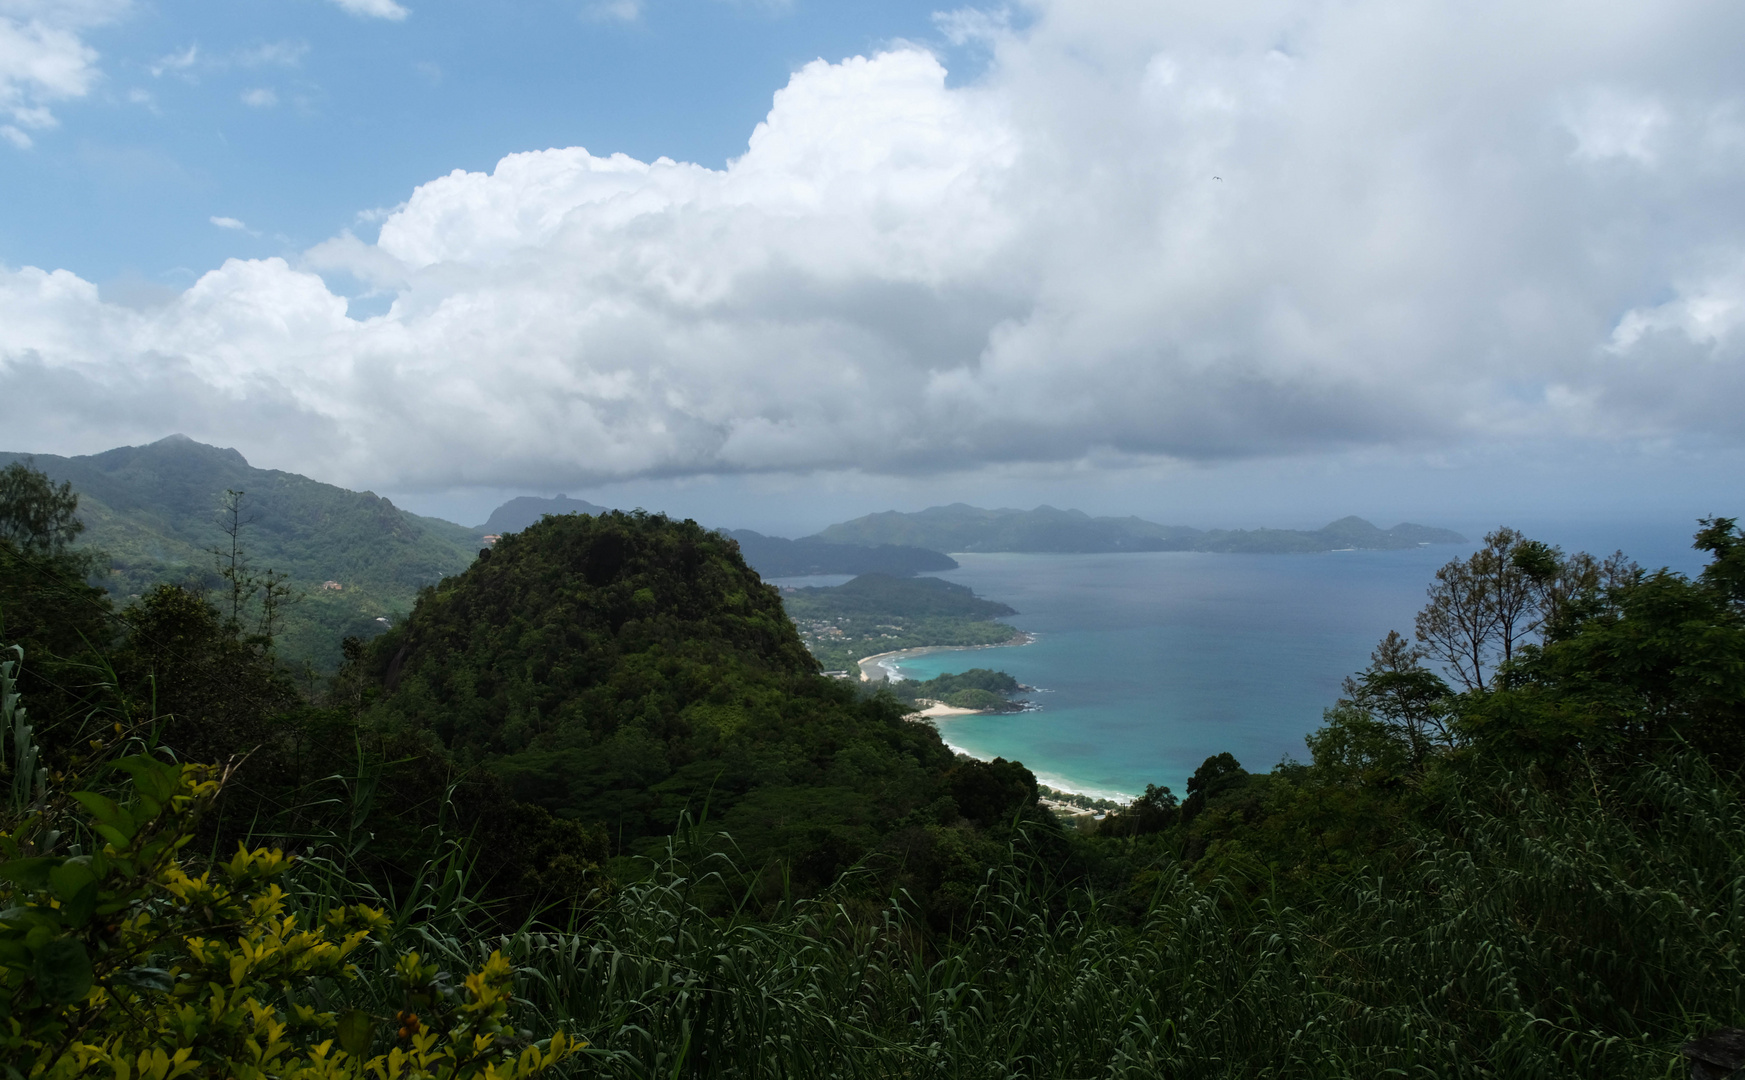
784 519 1714 801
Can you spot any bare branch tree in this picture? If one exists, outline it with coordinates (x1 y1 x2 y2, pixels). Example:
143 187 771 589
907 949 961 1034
213 489 257 632
1415 527 1639 691
1341 630 1455 760
1415 528 1537 691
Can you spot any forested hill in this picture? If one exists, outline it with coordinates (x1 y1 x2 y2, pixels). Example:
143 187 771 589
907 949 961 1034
0 435 483 664
812 503 1465 553
780 573 1020 671
362 512 1031 883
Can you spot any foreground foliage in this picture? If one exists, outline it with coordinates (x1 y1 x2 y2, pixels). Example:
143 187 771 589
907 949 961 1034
0 651 574 1079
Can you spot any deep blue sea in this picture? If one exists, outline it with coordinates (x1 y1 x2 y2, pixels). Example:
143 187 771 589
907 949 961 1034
773 520 1713 800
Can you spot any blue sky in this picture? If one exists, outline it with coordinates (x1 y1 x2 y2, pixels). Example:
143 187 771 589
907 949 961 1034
2 1 1743 536
5 0 969 293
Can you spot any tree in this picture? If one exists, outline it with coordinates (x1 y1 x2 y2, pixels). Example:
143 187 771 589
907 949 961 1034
1100 783 1178 837
1696 516 1745 606
1181 753 1245 825
0 656 576 1079
1415 528 1537 691
1413 528 1637 691
1454 518 1745 772
1339 631 1454 762
0 464 113 732
0 460 83 557
211 488 300 647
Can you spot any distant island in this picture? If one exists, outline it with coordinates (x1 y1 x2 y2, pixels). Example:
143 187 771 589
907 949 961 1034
474 498 1469 572
473 495 961 579
478 493 612 534
722 530 958 578
809 504 1466 555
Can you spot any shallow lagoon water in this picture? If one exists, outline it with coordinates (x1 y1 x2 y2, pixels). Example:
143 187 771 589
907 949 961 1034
774 521 1714 800
885 549 1466 799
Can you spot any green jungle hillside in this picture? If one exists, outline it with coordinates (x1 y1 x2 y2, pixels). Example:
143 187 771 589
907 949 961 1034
4 457 1744 1079
358 513 1042 900
886 667 1029 712
0 435 484 668
779 572 1021 671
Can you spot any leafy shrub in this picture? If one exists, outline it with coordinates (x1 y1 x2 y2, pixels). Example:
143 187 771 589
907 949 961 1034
0 650 575 1080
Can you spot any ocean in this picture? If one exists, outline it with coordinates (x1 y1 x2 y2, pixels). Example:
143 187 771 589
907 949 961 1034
776 519 1716 801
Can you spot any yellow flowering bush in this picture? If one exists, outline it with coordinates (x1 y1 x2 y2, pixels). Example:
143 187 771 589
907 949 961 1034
0 751 577 1079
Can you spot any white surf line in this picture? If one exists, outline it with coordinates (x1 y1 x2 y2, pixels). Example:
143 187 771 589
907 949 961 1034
854 631 1035 682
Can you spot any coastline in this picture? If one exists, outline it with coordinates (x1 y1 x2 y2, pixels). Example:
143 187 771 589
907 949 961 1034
855 630 1035 682
856 629 1134 804
926 714 1137 805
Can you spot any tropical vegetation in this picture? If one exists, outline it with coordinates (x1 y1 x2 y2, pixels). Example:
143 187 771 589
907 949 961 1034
779 572 1020 672
3 459 1742 1077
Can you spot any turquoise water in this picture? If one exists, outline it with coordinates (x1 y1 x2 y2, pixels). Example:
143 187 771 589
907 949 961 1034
885 525 1712 799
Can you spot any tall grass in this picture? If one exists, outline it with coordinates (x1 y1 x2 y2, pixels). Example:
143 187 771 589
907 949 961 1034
16 644 1722 1078
282 753 1736 1079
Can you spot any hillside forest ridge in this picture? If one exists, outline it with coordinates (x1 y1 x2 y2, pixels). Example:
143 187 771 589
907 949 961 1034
2 447 1744 1075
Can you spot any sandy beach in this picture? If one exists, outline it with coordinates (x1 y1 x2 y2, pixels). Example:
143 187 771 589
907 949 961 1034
913 701 982 718
855 631 1034 682
856 631 1133 805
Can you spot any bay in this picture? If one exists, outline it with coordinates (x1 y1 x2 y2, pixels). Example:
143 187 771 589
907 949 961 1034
884 549 1446 799
765 518 1715 801
884 521 1713 801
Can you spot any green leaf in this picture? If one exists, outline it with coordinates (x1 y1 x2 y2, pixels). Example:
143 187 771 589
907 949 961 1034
335 1009 375 1058
47 860 96 904
32 937 92 1005
63 881 98 927
93 825 131 851
2 908 59 935
111 755 177 804
0 858 60 891
70 792 135 840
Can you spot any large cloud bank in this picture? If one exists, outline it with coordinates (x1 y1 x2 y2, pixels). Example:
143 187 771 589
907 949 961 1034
5 0 1745 490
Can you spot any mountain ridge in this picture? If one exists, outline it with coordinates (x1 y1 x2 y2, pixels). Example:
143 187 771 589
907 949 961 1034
0 435 485 666
475 494 961 579
811 504 1465 554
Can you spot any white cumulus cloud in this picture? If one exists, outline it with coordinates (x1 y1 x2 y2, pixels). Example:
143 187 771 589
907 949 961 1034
4 0 1745 492
328 0 408 21
0 0 124 137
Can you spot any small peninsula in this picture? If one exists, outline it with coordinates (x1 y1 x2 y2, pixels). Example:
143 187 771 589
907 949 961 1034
778 573 1022 673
